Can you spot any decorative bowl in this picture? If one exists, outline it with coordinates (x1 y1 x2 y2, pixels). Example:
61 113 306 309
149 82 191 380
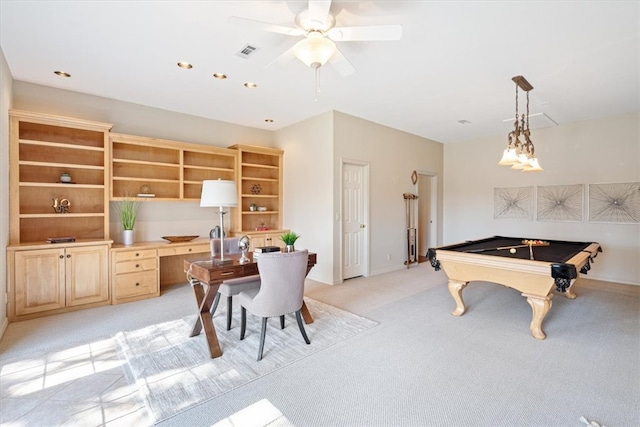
162 235 198 243
257 207 267 212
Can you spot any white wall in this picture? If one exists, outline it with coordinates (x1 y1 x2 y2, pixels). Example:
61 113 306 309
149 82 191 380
444 113 640 285
0 48 13 336
275 112 335 284
13 81 275 242
333 112 444 277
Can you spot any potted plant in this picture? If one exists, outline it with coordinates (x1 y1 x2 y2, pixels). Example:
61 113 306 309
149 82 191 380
280 231 300 252
116 197 139 245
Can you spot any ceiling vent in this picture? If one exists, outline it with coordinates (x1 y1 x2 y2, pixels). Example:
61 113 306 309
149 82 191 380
236 44 258 59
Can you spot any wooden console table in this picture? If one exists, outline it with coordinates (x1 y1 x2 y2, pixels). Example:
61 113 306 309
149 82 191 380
184 252 317 358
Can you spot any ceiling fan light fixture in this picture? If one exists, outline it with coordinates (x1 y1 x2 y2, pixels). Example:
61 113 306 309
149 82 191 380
293 31 336 68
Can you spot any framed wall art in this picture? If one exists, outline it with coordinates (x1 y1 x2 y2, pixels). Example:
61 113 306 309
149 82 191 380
588 182 640 223
494 186 533 220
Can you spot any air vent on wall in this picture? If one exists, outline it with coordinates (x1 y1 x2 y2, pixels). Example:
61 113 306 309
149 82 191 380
236 44 258 59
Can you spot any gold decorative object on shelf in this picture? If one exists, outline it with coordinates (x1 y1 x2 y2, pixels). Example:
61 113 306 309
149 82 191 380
250 183 262 194
52 198 71 214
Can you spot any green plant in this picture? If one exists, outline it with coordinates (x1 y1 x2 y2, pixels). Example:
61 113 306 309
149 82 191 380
117 198 139 230
280 231 300 246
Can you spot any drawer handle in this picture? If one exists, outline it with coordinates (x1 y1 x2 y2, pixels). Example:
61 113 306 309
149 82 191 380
188 248 192 252
66 254 71 258
135 264 140 268
135 253 140 257
135 282 140 286
220 271 235 276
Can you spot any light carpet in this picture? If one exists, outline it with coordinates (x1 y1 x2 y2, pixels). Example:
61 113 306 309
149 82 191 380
115 297 378 424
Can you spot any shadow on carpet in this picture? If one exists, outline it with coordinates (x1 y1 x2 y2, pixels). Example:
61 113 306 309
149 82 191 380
115 298 378 423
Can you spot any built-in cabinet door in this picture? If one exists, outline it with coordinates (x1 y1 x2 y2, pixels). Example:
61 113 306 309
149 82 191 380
14 248 66 316
66 245 109 306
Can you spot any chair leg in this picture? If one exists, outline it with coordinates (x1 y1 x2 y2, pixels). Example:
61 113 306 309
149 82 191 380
226 296 233 330
240 307 247 340
296 310 311 344
280 315 285 329
210 292 221 317
258 317 268 361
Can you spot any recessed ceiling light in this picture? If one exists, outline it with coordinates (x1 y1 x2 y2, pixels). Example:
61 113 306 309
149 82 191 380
54 71 71 77
264 119 274 123
213 73 227 80
244 82 257 88
177 61 193 69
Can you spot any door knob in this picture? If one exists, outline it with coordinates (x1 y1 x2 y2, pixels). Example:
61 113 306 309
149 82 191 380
360 224 366 228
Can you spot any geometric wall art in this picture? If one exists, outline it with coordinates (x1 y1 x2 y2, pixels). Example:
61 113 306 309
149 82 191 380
537 184 584 222
494 186 534 220
588 182 640 223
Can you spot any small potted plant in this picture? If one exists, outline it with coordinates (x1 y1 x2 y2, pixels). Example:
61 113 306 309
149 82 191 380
116 197 139 245
280 231 300 252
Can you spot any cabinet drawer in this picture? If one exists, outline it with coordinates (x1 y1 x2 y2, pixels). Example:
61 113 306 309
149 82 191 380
115 271 158 299
115 249 156 262
157 243 210 257
115 258 157 274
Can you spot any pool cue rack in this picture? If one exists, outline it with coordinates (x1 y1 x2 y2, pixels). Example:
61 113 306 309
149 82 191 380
403 193 418 268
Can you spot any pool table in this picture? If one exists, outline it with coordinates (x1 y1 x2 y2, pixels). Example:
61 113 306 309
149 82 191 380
427 236 602 339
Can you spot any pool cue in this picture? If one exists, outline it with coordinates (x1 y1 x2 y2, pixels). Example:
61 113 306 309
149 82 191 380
465 244 528 253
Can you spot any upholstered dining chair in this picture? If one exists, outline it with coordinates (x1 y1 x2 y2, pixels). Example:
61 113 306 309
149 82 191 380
238 249 310 361
210 238 260 330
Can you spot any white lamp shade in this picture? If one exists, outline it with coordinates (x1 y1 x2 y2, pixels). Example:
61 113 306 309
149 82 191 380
498 148 518 165
200 180 238 207
522 158 543 172
293 32 336 68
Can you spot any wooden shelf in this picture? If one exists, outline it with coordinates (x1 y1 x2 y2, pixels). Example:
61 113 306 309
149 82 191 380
110 133 237 200
9 110 112 244
229 144 283 233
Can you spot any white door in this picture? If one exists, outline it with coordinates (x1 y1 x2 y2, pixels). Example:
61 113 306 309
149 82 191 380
343 163 366 279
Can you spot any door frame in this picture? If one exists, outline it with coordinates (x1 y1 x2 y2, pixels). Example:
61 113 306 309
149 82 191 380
340 158 370 281
416 171 439 251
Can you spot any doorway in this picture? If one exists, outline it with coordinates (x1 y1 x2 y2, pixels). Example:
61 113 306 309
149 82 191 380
416 172 437 262
341 160 370 280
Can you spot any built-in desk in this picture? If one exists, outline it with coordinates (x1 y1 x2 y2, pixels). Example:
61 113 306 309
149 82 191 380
111 237 211 304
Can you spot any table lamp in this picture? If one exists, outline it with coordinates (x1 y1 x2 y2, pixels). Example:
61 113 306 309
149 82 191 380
200 179 238 264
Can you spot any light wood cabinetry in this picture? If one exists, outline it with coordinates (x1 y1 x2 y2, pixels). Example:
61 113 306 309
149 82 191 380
228 145 287 248
111 247 159 304
9 110 112 244
110 133 237 201
7 110 113 321
8 242 110 321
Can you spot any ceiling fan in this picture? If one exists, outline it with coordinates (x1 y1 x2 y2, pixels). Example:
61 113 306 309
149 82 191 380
228 0 403 77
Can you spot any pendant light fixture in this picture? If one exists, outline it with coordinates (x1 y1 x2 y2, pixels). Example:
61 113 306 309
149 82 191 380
498 75 543 172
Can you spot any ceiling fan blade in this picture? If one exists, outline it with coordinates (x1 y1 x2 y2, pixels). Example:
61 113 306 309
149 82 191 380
328 24 403 41
308 0 332 28
328 48 356 76
264 45 296 69
228 16 302 36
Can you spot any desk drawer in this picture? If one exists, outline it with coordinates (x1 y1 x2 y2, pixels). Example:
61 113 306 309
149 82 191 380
115 249 156 262
115 258 157 274
158 243 210 257
114 271 158 299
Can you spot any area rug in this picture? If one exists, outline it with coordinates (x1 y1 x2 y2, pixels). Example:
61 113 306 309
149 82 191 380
115 298 378 424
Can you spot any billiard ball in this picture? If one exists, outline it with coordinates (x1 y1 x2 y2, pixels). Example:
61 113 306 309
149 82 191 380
510 248 516 254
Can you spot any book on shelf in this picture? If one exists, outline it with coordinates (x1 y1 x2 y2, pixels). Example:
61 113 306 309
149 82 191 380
47 236 76 243
254 246 281 253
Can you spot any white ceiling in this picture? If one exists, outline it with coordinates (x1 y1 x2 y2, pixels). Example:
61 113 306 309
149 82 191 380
1 1 638 143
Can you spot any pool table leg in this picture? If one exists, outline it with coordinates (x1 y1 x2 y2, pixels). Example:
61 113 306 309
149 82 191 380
448 280 469 316
523 293 553 340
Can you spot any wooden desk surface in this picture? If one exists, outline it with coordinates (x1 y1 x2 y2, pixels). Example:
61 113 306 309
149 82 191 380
184 252 317 285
